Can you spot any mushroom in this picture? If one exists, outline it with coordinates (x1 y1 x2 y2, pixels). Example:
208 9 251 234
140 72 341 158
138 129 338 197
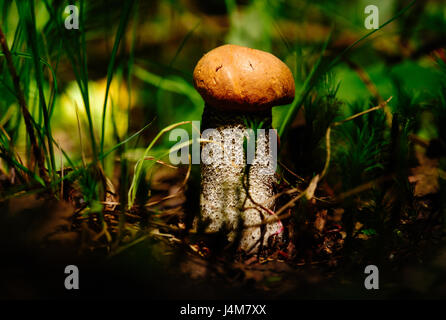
193 44 295 253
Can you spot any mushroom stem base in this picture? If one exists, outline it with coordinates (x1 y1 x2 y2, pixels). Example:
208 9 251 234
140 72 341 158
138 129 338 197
198 104 282 253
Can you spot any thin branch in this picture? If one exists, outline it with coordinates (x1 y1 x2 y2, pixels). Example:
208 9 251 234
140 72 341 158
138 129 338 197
333 96 393 126
278 160 305 182
321 97 393 179
320 126 331 179
333 175 393 202
345 59 393 126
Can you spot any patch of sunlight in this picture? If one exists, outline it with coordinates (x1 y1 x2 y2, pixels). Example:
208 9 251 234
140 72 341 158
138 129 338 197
56 78 136 153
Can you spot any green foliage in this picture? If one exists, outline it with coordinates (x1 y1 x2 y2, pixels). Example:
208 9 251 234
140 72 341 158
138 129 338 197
278 34 331 138
334 101 388 189
431 59 446 145
391 77 425 134
361 228 377 236
288 73 341 176
304 74 341 143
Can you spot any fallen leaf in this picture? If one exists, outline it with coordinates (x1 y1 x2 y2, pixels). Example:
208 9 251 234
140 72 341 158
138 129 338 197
305 174 319 200
409 152 439 197
314 210 327 232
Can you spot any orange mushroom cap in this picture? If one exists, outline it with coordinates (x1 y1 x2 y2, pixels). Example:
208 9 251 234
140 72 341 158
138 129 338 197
193 44 295 112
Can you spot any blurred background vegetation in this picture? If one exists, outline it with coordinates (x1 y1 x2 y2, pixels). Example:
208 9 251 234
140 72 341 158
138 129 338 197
0 0 443 169
1 0 446 299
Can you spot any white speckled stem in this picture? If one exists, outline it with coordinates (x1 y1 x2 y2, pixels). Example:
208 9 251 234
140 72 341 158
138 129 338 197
199 104 282 253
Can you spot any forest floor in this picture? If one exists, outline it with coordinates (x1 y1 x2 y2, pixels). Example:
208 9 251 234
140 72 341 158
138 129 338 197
1 159 446 300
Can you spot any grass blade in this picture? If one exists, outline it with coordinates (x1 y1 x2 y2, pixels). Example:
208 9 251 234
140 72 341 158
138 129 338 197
18 1 56 179
100 0 136 161
128 121 191 208
278 32 331 137
0 25 48 184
